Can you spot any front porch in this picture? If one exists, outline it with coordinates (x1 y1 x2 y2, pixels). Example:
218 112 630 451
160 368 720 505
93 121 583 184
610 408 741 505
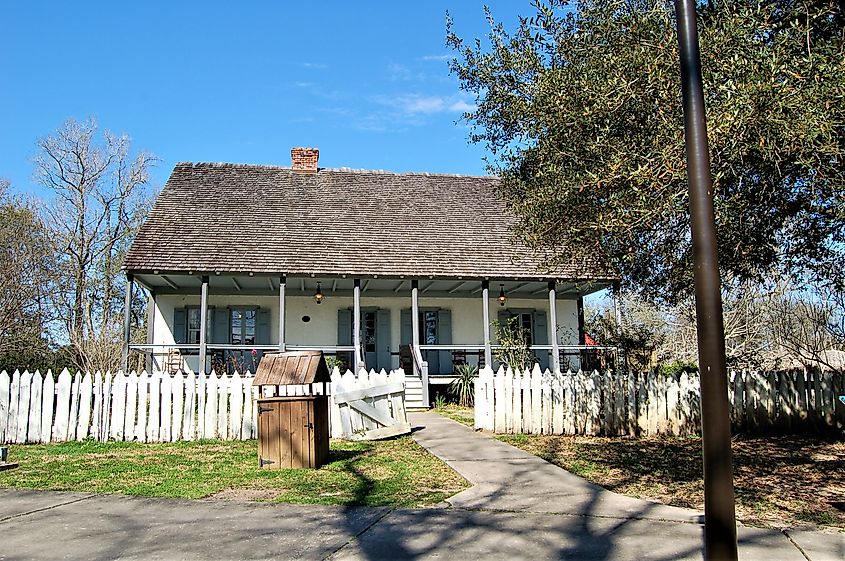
123 273 615 408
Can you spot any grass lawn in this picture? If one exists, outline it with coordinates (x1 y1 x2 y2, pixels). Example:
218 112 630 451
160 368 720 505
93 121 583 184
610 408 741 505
496 432 845 530
0 436 469 507
433 404 474 427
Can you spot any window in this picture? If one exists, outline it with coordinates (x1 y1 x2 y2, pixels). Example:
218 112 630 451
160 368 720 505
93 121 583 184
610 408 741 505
363 311 376 353
519 312 533 346
186 308 211 344
422 311 438 344
230 308 256 345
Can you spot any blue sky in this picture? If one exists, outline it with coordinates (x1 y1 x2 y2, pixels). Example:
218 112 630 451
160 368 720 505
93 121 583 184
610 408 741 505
1 1 529 198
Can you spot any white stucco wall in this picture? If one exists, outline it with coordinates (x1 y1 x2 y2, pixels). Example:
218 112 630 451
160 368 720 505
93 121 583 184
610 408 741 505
151 293 581 372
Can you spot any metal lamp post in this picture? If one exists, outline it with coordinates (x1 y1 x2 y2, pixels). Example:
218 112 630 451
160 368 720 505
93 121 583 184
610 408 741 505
674 0 739 559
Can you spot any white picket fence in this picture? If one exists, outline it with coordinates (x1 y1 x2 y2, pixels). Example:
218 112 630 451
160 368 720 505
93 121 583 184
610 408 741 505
474 366 845 436
0 367 408 444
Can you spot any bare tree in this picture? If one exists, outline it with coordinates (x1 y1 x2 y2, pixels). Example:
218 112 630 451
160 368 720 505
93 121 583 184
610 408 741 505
34 118 155 371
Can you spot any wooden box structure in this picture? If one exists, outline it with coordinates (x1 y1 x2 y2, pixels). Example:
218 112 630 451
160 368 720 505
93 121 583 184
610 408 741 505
253 351 331 469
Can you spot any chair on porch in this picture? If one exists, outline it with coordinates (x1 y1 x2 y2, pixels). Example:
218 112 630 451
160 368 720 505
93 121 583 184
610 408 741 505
165 348 183 374
399 345 414 375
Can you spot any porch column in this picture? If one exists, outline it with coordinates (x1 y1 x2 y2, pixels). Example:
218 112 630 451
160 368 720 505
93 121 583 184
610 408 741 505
278 275 286 352
481 280 492 368
411 280 420 350
411 279 429 406
353 278 362 372
121 273 134 372
548 281 560 373
146 289 155 373
199 275 209 373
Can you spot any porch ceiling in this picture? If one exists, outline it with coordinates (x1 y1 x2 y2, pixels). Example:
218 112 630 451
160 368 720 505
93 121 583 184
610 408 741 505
133 273 611 298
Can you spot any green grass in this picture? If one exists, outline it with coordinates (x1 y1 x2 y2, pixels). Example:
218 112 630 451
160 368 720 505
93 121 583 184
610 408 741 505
434 404 475 427
0 437 469 507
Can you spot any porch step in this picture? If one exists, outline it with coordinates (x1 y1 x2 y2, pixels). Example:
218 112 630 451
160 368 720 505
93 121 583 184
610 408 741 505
404 376 425 408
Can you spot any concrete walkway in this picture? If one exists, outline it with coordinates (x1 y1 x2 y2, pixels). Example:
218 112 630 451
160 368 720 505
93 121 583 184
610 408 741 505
0 413 841 560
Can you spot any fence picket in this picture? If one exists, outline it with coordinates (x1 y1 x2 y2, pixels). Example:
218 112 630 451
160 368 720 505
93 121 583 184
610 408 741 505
216 374 228 440
137 371 149 442
229 371 243 441
541 368 552 434
494 368 507 433
148 372 161 441
171 370 184 441
183 371 195 441
7 371 20 443
125 372 138 442
41 372 55 443
110 371 127 441
0 371 9 443
68 372 81 441
160 373 172 442
27 371 42 443
204 372 217 439
16 371 32 443
77 372 93 441
53 369 72 442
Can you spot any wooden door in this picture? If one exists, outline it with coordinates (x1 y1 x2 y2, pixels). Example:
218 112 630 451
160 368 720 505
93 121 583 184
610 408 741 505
258 398 317 469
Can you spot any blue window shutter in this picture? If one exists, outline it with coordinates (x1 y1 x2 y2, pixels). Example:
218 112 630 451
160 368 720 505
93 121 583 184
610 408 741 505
256 309 271 345
438 309 452 374
400 308 412 345
213 308 229 344
173 308 187 344
337 309 352 345
376 309 391 371
533 310 549 371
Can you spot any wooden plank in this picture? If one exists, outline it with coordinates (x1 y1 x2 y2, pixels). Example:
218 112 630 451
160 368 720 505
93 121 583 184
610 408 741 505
182 371 194 441
666 374 680 436
563 372 575 435
7 371 21 443
242 373 255 439
91 372 103 441
196 371 206 438
136 371 149 442
27 371 42 443
0 371 9 443
333 382 407 404
614 372 626 436
67 372 80 441
148 372 161 442
171 371 184 441
343 399 398 428
541 368 552 434
41 372 55 443
15 371 32 443
230 372 243 441
204 372 217 439
291 400 304 468
273 401 286 468
53 369 72 442
794 370 808 430
530 366 542 435
493 368 506 433
601 371 613 435
216 374 228 440
160 373 172 442
77 372 93 441
125 372 138 442
101 372 113 441
110 371 127 441
510 369 522 434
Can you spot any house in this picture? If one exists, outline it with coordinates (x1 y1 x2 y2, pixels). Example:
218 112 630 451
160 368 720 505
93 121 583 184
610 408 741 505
121 148 618 407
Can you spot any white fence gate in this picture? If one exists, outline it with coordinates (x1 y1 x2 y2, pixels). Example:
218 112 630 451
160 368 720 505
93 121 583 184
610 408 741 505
474 365 845 436
0 367 409 444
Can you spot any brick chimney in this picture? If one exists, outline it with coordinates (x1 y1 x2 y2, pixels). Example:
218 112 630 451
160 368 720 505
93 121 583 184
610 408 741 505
291 147 319 174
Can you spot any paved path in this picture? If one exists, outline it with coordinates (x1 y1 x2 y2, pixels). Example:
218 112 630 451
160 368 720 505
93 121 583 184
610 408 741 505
0 412 841 560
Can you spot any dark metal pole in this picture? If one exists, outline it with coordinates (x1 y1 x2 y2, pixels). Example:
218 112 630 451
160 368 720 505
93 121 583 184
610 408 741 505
674 1 738 560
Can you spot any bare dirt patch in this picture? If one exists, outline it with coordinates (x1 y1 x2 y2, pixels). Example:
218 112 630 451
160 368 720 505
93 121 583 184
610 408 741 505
208 488 284 501
497 433 845 531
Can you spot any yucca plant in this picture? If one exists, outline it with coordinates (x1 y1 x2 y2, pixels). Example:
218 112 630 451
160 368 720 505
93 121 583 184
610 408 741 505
448 363 478 407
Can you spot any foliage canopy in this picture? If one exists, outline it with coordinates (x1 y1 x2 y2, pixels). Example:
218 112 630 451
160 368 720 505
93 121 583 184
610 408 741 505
448 0 845 300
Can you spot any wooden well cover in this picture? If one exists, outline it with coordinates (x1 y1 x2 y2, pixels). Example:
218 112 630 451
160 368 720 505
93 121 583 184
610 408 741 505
252 351 331 386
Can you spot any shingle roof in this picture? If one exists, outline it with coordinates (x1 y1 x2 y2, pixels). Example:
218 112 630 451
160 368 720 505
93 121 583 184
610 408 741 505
123 162 615 280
